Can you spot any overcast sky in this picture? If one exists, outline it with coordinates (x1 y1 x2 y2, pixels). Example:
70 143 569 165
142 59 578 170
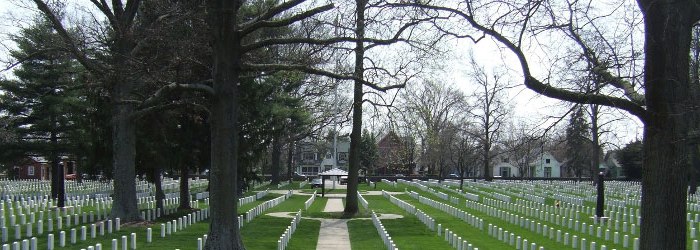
0 0 644 150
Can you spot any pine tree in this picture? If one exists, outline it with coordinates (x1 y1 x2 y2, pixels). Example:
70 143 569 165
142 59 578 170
565 106 591 179
0 18 89 206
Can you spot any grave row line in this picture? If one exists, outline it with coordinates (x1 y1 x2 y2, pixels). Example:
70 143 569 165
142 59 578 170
371 211 397 250
277 210 302 250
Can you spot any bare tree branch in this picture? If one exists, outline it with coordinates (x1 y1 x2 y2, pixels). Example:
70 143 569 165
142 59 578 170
31 0 105 74
240 63 405 92
239 3 333 36
140 80 215 108
389 2 648 122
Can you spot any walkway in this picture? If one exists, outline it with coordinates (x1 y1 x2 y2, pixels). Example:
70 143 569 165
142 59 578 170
317 198 351 250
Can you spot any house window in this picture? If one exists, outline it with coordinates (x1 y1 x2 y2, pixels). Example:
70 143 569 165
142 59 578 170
337 152 348 162
544 167 552 177
499 167 510 177
28 166 35 176
303 152 315 161
545 159 551 164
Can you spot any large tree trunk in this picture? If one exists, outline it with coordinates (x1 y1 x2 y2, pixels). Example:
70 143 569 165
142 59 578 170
153 166 164 213
344 0 367 217
179 162 191 210
271 137 282 185
638 1 696 249
109 63 140 221
50 121 65 207
204 1 244 249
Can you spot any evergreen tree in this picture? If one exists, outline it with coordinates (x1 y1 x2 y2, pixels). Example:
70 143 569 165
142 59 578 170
617 140 643 180
0 18 90 206
360 129 378 176
565 106 591 179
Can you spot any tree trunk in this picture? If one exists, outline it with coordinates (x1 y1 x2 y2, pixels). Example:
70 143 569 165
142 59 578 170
344 0 367 217
638 1 696 249
483 141 492 181
179 162 191 210
204 1 244 249
109 66 140 221
286 140 295 181
154 166 164 213
590 104 600 178
49 121 65 207
271 137 282 185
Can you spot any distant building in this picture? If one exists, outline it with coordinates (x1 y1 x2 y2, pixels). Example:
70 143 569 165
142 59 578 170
295 136 350 176
375 131 415 175
492 155 519 177
15 156 77 180
529 152 562 178
602 151 625 178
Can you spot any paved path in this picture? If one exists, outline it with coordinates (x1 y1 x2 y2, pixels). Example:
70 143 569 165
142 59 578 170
263 191 405 250
317 198 350 250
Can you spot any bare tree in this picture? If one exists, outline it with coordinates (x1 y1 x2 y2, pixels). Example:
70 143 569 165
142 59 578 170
391 0 700 247
467 55 511 181
398 81 468 177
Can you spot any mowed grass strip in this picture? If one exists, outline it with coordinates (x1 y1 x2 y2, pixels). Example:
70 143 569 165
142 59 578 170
363 195 452 250
347 219 385 250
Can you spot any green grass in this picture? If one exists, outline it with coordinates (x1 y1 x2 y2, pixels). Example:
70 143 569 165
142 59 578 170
363 195 452 250
348 220 385 249
286 219 321 250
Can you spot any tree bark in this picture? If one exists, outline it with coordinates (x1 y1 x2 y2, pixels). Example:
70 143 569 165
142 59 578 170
638 1 697 248
154 166 164 213
204 1 244 249
271 136 282 185
179 162 191 210
344 0 367 217
286 140 295 181
109 62 140 221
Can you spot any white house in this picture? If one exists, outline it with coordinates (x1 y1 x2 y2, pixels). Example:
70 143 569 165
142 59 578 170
529 152 562 178
492 156 519 177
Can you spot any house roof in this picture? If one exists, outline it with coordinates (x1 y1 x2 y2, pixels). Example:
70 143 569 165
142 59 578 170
318 168 348 176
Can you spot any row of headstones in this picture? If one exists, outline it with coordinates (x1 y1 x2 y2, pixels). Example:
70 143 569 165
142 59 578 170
479 195 640 245
438 226 480 250
136 196 181 211
489 196 642 238
358 192 368 210
86 208 210 250
382 191 415 214
477 195 641 249
395 180 427 192
0 195 113 220
485 223 546 250
255 190 269 200
276 210 302 250
298 181 308 189
277 181 292 189
381 179 398 188
244 190 291 224
370 211 398 250
412 193 482 230
304 191 316 210
383 191 437 231
0 209 113 244
251 181 271 191
520 193 546 203
1 195 208 245
70 208 210 250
